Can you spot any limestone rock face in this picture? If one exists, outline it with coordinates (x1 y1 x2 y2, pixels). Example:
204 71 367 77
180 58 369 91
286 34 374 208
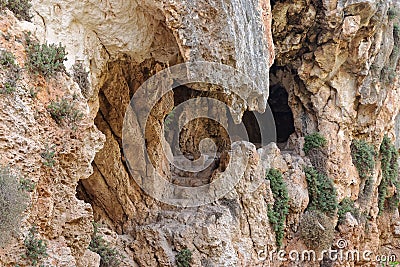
0 12 104 266
271 0 400 262
30 0 274 114
0 0 400 266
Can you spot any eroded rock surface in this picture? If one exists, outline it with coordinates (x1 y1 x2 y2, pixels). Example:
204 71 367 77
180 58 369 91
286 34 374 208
0 0 400 266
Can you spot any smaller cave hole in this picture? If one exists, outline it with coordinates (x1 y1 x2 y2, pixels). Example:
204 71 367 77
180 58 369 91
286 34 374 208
268 66 295 147
165 85 232 187
242 111 262 146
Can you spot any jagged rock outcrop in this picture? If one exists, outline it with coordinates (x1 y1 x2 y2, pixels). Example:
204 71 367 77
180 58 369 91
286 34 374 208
0 0 400 266
271 0 400 264
0 11 104 266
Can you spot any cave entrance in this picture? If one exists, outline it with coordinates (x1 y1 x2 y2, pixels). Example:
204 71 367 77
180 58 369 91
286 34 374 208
268 65 295 146
164 84 280 186
242 111 261 145
166 84 277 152
164 85 233 187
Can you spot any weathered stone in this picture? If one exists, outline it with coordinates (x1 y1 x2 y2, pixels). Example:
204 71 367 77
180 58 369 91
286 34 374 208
1 0 400 265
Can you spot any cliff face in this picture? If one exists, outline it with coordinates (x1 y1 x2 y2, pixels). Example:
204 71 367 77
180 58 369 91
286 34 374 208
0 11 104 266
0 0 399 266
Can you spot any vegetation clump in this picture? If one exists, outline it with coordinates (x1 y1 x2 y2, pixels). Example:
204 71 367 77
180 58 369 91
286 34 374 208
89 222 123 267
23 226 48 266
337 197 359 224
40 144 56 168
0 167 28 247
19 177 35 192
350 139 376 203
351 140 376 179
0 0 32 21
0 50 21 94
394 24 400 40
73 62 90 98
303 132 327 155
266 168 289 248
26 41 67 77
0 50 17 67
378 135 399 214
176 248 192 267
47 97 83 126
304 166 338 215
388 8 398 20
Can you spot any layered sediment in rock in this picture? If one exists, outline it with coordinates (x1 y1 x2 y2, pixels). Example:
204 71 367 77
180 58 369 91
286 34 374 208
0 0 399 266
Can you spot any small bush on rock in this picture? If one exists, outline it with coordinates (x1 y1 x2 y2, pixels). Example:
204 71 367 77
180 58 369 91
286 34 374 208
351 139 376 203
89 222 122 267
0 50 17 67
26 41 67 77
0 0 32 21
176 248 192 267
388 8 398 20
23 226 48 266
40 144 56 168
378 135 399 214
304 166 338 215
394 24 400 40
0 81 17 94
19 177 35 192
337 197 359 224
73 62 90 98
0 50 21 94
266 168 289 248
303 132 327 155
47 97 83 126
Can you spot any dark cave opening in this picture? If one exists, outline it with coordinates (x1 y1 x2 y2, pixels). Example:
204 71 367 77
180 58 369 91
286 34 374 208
268 66 296 144
170 84 283 152
242 111 262 145
165 85 232 186
168 85 277 152
166 85 232 159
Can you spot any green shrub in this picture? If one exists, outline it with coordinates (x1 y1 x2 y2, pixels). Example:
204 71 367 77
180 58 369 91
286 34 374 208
176 248 192 267
299 210 335 251
337 197 359 224
303 132 327 155
350 139 376 204
378 135 399 214
29 87 39 98
23 226 48 266
0 82 16 94
266 168 289 248
47 97 83 126
388 8 398 20
0 0 32 21
351 140 376 180
387 67 397 83
394 24 400 40
73 62 90 98
0 50 21 94
393 46 399 57
0 50 17 67
304 166 338 215
40 144 56 168
19 178 35 192
26 42 67 76
89 222 122 267
164 108 176 132
0 167 28 247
